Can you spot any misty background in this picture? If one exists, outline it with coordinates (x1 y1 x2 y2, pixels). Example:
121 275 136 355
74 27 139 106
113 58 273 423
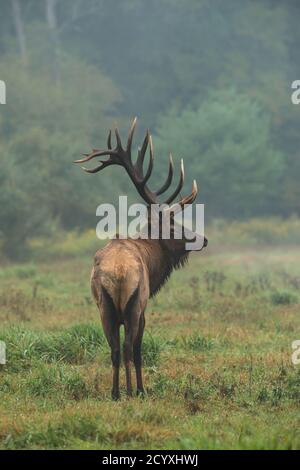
0 0 300 259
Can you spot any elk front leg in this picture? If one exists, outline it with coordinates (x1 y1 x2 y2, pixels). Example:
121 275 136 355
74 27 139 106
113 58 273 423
133 311 145 396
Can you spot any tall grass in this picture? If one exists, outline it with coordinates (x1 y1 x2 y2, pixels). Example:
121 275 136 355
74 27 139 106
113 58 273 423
0 323 106 371
4 414 107 449
23 364 89 400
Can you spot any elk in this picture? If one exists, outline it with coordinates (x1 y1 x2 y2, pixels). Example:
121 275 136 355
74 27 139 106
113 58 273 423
75 118 208 400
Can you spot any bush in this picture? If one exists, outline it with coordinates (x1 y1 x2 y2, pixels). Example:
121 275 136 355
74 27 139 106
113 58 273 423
154 89 283 219
29 230 103 261
183 334 214 352
270 291 298 306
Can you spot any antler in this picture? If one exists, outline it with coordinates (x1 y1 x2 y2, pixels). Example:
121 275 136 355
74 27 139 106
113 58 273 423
74 117 197 207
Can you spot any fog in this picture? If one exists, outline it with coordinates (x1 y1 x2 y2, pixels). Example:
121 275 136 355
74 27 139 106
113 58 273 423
0 0 300 257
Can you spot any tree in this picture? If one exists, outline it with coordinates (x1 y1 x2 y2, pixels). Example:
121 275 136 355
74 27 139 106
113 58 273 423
45 0 61 84
153 90 284 219
10 0 28 64
0 48 121 258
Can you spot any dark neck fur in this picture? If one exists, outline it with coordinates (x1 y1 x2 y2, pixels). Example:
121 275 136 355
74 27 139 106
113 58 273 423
146 240 189 297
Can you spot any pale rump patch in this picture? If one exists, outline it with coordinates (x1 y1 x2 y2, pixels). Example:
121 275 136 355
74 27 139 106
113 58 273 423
91 240 147 314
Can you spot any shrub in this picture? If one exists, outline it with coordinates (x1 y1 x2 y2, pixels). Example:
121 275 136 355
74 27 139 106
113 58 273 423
183 333 214 352
270 291 298 306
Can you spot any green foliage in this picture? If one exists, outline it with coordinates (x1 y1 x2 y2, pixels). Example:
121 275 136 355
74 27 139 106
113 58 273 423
29 229 103 261
183 334 214 352
0 323 106 371
141 332 164 367
0 0 300 258
210 217 300 246
34 323 106 364
0 49 120 259
8 264 37 279
270 291 298 306
0 250 300 449
4 414 106 449
154 90 284 218
23 364 89 400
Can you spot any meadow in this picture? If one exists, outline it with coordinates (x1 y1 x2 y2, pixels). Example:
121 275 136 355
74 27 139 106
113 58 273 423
0 230 300 449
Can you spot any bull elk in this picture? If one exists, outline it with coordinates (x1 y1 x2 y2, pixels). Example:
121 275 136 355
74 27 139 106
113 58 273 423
75 118 207 400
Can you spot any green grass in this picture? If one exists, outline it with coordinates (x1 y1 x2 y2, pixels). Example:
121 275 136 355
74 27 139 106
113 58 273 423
0 323 106 372
0 246 300 449
270 290 298 305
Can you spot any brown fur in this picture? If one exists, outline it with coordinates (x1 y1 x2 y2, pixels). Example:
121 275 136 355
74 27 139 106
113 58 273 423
75 118 207 399
90 236 195 399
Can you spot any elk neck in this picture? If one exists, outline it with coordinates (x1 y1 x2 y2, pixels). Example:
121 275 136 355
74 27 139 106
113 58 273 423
132 237 189 297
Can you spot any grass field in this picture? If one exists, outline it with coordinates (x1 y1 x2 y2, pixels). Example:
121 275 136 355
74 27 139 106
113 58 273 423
0 245 299 449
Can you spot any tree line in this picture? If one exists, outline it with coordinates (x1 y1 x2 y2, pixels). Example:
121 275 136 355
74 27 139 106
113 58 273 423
0 0 300 257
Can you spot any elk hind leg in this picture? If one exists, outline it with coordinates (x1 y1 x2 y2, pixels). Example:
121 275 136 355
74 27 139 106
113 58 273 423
109 324 121 400
133 311 145 396
123 321 134 397
100 288 121 400
123 289 140 397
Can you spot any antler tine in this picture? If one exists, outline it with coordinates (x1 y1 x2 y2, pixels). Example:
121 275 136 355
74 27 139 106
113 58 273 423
155 153 174 196
74 148 117 164
75 118 197 209
81 158 117 174
74 128 117 164
74 126 123 165
114 127 123 150
169 180 198 213
107 129 112 149
179 179 198 206
135 130 149 177
141 134 154 184
127 117 137 153
164 159 185 205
